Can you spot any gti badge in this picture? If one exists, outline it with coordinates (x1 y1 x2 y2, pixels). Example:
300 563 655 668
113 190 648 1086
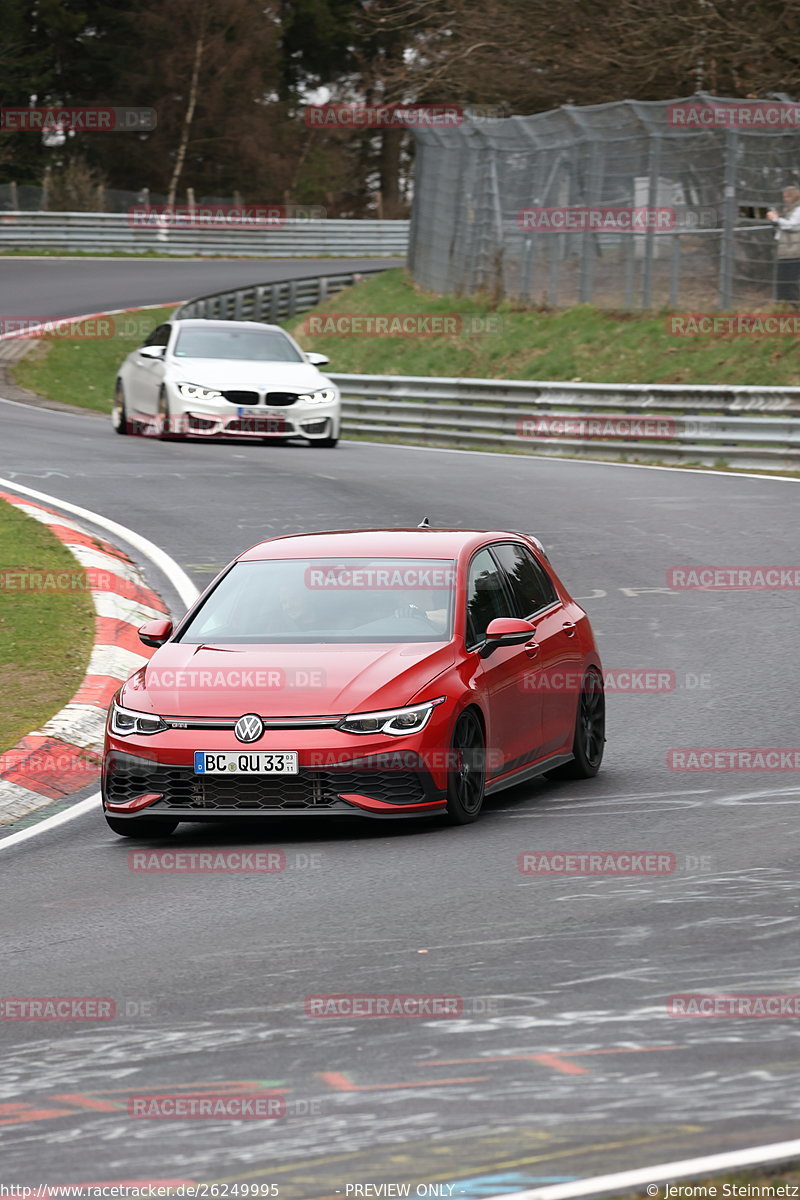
234 713 264 743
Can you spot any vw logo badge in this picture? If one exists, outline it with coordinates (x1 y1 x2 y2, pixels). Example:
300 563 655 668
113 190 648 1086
234 713 264 743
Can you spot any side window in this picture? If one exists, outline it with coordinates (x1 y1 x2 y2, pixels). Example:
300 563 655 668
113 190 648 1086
465 547 515 647
492 543 558 617
144 323 172 348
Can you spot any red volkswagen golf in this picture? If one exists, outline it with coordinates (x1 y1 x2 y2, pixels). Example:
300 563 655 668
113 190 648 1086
102 528 604 836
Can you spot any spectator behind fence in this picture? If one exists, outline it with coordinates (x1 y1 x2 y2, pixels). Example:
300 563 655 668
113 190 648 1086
767 186 800 304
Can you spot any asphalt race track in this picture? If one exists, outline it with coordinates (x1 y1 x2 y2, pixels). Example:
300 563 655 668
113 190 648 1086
0 256 403 321
1 259 799 1196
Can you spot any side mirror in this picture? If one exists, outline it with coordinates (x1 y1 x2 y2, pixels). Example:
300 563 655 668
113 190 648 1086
305 351 329 366
138 618 173 648
479 617 536 658
138 345 165 359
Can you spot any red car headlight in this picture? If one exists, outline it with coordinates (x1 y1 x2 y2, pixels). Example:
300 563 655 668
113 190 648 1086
337 697 446 737
109 700 169 737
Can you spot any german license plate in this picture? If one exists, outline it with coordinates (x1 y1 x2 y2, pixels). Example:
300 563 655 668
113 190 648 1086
194 751 299 774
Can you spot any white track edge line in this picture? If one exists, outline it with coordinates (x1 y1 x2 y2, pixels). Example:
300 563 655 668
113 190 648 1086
0 478 199 609
496 1135 800 1200
0 793 100 852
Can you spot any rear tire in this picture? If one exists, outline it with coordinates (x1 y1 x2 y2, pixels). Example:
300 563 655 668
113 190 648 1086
112 381 129 435
445 709 486 824
105 815 178 838
547 667 605 779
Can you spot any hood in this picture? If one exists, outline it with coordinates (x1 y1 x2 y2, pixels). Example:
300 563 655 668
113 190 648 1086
121 641 455 718
164 358 330 393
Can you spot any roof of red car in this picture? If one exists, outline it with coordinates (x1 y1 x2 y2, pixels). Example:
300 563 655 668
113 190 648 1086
239 529 526 561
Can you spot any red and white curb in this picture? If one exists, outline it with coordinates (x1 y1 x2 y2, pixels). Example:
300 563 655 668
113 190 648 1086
0 489 168 825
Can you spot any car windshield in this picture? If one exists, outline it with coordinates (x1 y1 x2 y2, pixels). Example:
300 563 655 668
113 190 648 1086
177 558 456 644
173 326 304 362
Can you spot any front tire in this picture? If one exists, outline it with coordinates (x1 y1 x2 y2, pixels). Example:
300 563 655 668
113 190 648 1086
105 815 178 838
548 667 605 779
157 386 174 440
112 381 129 435
310 437 338 448
445 709 486 824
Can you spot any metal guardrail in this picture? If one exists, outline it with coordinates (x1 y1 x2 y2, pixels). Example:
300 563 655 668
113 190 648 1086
174 268 391 322
328 374 800 470
0 212 409 257
173 272 800 471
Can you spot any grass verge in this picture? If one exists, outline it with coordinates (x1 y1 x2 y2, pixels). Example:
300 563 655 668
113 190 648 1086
286 269 800 386
0 499 95 752
12 305 178 413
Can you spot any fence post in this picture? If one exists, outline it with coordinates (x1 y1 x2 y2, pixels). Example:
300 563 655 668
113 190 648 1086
718 129 739 310
641 133 662 309
580 140 603 304
268 284 280 322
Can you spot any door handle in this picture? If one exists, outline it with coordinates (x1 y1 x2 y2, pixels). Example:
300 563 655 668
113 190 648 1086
524 640 539 658
562 621 576 637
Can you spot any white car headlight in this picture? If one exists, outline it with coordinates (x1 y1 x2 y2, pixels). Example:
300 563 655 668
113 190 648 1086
176 382 224 402
338 697 446 736
297 388 338 405
110 700 168 737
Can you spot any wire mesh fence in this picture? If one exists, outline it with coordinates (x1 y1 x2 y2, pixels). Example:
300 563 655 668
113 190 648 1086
409 94 800 310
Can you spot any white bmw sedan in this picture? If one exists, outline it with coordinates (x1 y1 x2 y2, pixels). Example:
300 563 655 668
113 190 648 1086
113 318 340 447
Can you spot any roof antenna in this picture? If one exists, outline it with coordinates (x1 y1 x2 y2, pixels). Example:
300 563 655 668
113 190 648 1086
418 516 430 528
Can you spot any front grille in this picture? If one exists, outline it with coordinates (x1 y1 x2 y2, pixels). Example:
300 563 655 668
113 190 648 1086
222 390 259 405
264 392 300 407
104 753 432 812
195 774 330 809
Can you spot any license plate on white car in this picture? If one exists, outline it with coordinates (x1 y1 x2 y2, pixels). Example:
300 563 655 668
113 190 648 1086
194 751 299 775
